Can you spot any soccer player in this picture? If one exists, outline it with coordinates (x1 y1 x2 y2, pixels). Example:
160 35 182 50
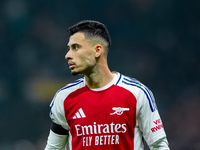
45 20 170 150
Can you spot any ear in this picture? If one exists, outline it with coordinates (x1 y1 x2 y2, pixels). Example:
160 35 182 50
94 44 103 57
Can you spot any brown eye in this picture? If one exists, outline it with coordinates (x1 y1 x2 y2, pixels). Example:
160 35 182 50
74 45 78 50
72 44 80 51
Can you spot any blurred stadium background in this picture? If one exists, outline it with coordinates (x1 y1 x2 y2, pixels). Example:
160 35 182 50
0 0 200 149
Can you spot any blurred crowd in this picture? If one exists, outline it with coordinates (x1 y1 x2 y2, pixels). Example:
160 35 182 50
0 0 200 149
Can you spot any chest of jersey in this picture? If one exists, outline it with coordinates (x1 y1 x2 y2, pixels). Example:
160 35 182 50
64 85 137 150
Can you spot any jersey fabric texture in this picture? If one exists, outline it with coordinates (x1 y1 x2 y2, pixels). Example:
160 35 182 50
49 72 166 150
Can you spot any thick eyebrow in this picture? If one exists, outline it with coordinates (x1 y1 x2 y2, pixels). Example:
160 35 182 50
68 43 81 49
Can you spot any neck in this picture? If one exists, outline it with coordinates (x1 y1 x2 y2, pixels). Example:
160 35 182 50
84 63 114 89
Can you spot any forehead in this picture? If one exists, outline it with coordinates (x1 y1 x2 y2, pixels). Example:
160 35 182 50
68 32 88 46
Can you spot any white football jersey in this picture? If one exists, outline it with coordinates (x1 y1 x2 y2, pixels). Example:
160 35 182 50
50 72 167 150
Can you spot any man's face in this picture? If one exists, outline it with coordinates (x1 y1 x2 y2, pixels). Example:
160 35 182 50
65 32 96 76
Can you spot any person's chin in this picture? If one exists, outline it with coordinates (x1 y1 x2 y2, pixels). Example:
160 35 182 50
71 70 80 76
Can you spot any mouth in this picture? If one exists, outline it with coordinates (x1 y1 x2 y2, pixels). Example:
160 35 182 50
68 62 75 69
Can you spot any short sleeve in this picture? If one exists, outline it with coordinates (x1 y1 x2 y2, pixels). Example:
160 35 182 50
136 88 166 145
49 92 70 131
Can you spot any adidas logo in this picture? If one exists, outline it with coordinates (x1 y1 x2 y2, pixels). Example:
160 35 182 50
73 108 86 119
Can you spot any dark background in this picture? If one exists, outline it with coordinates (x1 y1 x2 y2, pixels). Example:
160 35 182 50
0 0 200 149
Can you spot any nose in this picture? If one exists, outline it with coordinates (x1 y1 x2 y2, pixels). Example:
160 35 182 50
65 50 72 60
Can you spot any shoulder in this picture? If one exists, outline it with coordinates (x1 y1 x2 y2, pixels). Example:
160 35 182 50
117 74 150 95
117 74 157 112
59 77 85 94
50 77 85 107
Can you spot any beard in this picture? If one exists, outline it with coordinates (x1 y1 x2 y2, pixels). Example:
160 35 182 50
71 70 80 76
